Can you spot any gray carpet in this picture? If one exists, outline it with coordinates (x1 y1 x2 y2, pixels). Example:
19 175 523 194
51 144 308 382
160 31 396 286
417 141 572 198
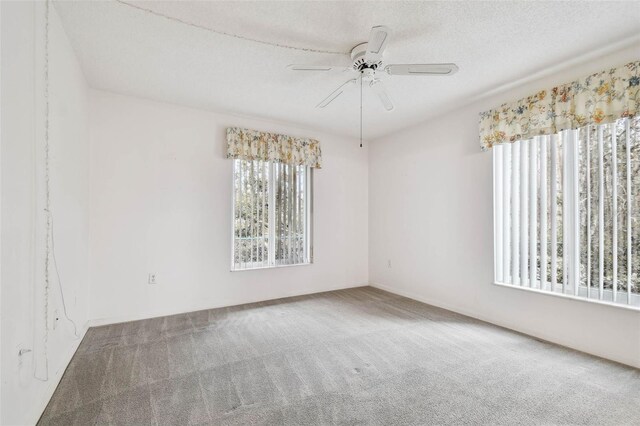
39 286 639 425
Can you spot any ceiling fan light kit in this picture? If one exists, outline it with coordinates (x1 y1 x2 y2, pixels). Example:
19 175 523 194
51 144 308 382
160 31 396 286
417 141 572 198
288 25 459 145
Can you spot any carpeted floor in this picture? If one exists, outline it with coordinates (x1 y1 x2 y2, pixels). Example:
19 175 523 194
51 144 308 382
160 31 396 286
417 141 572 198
39 286 639 425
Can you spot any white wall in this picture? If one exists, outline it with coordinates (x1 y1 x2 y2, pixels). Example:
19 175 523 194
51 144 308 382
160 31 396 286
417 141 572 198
369 45 640 369
1 2 90 424
88 90 368 323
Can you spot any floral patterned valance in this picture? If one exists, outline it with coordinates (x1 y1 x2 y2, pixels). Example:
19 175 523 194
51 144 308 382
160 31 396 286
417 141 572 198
226 127 322 168
479 60 640 151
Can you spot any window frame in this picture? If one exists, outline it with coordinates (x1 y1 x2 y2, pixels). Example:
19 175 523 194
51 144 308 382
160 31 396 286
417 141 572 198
230 159 313 272
492 123 639 311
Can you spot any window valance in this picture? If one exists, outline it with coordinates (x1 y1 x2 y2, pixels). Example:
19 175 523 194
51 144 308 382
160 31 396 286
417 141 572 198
479 60 640 151
226 127 322 168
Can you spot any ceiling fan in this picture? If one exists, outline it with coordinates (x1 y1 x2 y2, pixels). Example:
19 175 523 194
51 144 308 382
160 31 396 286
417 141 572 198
287 26 459 112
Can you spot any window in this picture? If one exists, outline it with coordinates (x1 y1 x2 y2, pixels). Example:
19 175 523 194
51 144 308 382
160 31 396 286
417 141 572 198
231 159 312 270
493 117 639 309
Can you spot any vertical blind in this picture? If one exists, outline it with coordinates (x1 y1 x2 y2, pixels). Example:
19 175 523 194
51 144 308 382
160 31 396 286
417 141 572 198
232 159 311 270
494 117 639 308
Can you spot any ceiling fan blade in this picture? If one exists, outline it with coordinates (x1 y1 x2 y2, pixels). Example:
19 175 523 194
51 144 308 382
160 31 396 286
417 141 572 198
316 79 357 108
385 63 459 76
369 79 394 111
287 64 350 72
365 25 390 63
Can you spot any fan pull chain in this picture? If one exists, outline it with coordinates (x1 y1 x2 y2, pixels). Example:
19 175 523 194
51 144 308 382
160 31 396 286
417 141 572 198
360 72 363 148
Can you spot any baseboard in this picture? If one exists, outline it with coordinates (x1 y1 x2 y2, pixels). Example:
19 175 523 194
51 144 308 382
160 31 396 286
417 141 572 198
88 282 369 328
32 323 89 426
370 283 486 322
369 283 640 369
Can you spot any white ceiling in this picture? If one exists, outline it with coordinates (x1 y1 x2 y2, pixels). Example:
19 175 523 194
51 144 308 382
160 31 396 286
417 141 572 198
54 0 640 140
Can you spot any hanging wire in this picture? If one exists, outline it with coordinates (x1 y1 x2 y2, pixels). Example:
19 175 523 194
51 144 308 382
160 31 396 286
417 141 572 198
35 0 82 383
114 0 349 56
51 215 80 338
35 0 52 383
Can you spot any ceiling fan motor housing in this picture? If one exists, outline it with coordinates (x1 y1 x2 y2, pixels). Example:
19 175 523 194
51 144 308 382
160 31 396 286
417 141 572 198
351 42 382 71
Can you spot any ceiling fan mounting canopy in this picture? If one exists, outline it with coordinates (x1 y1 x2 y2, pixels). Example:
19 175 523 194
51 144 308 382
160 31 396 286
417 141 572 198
350 42 382 71
287 25 459 112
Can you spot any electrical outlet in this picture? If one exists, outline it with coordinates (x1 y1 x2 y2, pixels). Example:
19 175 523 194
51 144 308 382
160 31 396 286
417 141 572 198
148 273 157 285
387 260 392 268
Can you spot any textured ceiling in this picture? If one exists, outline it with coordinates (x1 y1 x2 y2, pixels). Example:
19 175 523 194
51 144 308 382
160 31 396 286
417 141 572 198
54 1 640 140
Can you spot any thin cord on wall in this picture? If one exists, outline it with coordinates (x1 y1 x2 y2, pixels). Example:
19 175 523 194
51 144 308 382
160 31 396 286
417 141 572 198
51 213 80 338
34 0 81 383
35 0 52 383
113 0 348 56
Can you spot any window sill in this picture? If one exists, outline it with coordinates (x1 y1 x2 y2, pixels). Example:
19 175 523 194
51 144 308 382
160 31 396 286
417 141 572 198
492 281 640 312
231 262 312 272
